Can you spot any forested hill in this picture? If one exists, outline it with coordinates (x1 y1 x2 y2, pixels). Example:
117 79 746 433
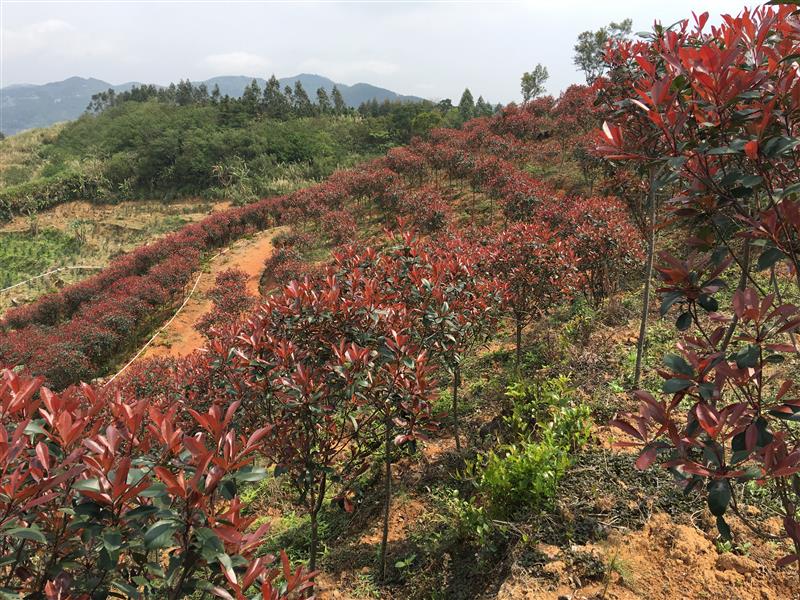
0 80 496 221
0 73 424 135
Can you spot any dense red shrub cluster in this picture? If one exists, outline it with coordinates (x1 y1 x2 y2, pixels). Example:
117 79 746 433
490 97 556 141
384 147 427 183
0 250 201 389
560 195 645 304
375 184 452 232
0 368 314 599
195 269 256 341
320 209 357 244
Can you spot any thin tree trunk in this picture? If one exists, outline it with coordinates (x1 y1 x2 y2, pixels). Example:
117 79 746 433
720 243 751 355
307 473 326 597
380 414 392 580
515 317 523 367
308 511 319 593
633 168 658 388
452 366 461 451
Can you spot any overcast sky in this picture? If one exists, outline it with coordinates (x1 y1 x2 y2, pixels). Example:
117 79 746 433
2 0 751 103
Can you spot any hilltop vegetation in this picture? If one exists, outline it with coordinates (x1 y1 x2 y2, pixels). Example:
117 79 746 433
0 76 497 221
0 73 424 135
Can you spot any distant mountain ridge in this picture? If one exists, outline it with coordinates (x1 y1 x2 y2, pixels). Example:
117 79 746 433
0 74 425 135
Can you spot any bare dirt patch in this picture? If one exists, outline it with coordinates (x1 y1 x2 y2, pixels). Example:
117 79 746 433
496 511 798 600
143 227 281 358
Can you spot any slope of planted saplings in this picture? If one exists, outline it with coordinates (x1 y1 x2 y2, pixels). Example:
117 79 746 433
4 4 800 599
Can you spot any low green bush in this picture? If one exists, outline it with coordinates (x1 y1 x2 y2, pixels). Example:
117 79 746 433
471 376 593 519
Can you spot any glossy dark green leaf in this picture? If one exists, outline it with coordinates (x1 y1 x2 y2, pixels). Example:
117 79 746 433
663 353 693 376
4 526 46 544
662 378 692 393
675 311 692 331
707 479 731 517
757 247 786 271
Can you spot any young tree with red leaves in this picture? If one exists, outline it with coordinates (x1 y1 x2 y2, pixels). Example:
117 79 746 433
601 4 800 572
490 223 578 366
594 29 681 386
371 231 503 451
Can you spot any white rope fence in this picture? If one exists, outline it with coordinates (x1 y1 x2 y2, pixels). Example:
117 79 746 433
103 248 228 386
0 266 105 294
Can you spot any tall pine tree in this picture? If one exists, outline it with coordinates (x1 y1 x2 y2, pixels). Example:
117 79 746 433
331 85 347 114
293 81 314 117
264 75 290 119
458 88 475 121
316 87 331 114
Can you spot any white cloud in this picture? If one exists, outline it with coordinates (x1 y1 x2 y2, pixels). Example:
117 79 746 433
201 52 270 75
2 18 117 65
298 58 399 81
3 19 74 56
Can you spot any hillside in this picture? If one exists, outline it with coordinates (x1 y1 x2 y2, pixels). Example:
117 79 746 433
2 5 800 600
0 85 480 222
0 73 424 135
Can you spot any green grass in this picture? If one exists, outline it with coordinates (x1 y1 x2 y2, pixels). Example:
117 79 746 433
0 229 83 289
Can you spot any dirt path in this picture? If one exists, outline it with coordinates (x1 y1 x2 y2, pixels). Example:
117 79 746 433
143 227 281 359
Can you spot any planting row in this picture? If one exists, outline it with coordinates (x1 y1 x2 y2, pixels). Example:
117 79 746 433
0 86 618 391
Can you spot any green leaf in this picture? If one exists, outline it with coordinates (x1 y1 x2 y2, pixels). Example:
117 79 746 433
111 580 141 599
663 354 693 376
196 527 225 561
139 482 167 498
707 479 731 517
675 311 692 331
660 291 683 316
4 526 46 544
757 247 786 271
102 528 123 553
735 466 763 482
23 420 47 436
740 175 763 189
763 136 800 158
73 478 101 492
698 382 715 401
734 344 759 369
123 505 160 521
706 146 739 156
234 467 267 482
662 378 692 393
754 417 774 448
143 520 178 549
74 501 103 518
697 294 718 312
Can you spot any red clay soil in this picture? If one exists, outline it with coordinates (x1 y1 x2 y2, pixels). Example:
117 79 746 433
495 511 798 600
143 228 280 359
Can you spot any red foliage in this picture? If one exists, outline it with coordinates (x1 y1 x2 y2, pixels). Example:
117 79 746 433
320 209 357 245
196 269 256 341
561 195 645 304
599 4 800 567
0 369 314 598
490 222 579 362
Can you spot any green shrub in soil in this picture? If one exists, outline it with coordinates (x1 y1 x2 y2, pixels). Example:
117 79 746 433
468 376 593 520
